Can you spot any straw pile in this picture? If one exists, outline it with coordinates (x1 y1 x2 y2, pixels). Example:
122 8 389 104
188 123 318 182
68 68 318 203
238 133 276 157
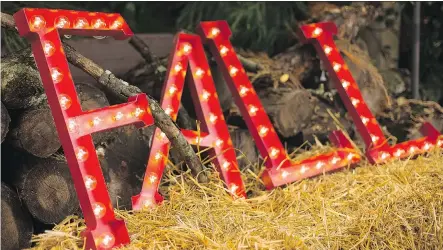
29 148 443 250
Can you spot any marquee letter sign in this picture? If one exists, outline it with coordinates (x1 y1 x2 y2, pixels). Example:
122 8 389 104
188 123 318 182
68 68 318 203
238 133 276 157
297 22 443 164
13 8 153 249
14 7 443 249
132 33 247 210
197 21 361 189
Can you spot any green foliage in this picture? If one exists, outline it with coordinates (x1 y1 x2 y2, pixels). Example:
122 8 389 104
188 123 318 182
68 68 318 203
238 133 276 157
176 2 308 55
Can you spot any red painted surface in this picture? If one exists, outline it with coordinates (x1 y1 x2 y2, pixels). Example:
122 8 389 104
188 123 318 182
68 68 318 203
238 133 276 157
14 8 148 249
132 33 247 210
298 22 443 164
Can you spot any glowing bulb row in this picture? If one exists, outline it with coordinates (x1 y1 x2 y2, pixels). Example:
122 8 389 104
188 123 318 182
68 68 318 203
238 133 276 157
376 140 441 162
66 107 147 134
279 152 358 179
30 15 123 31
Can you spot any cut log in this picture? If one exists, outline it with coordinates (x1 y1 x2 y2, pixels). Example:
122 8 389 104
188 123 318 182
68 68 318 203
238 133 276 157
1 49 46 109
1 102 11 143
7 108 60 158
378 98 443 141
258 88 316 139
16 156 80 224
99 125 155 209
7 83 115 157
229 128 259 169
1 182 33 250
75 82 116 145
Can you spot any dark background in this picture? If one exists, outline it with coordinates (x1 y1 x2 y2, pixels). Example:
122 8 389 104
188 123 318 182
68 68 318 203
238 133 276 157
1 2 442 104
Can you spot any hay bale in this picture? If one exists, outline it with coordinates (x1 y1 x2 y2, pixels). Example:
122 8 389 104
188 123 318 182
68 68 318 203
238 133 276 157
29 149 443 249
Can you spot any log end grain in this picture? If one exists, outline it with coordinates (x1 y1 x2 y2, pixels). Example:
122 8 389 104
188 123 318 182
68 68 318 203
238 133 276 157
1 55 45 109
20 157 79 224
8 109 60 158
1 182 33 250
229 128 259 169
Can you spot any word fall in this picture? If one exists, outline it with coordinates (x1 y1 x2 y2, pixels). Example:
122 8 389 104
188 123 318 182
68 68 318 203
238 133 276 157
14 8 442 250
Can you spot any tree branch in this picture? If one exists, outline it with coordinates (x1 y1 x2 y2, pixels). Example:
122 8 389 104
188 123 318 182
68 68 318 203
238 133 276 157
1 12 207 183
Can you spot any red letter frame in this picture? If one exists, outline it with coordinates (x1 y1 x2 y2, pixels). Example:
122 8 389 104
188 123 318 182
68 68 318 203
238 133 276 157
298 22 443 164
132 33 246 210
197 21 362 189
14 8 154 249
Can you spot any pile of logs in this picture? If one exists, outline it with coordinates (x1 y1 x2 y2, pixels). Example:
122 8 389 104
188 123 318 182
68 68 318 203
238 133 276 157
2 3 443 249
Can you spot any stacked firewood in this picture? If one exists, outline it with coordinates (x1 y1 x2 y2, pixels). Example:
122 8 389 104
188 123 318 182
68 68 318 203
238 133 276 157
2 3 443 250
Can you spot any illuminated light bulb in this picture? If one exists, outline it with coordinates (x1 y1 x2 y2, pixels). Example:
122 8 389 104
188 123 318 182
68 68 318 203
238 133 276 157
148 173 158 184
195 68 205 78
201 90 211 101
351 98 360 107
215 138 224 148
361 117 370 125
394 149 405 157
219 45 229 56
92 18 106 29
409 146 418 153
316 161 325 169
75 147 89 162
258 126 269 137
59 95 72 110
92 203 106 219
74 18 89 29
341 80 350 89
422 142 432 151
380 152 390 160
84 176 97 191
165 107 173 116
312 27 323 37
154 152 162 161
182 43 192 54
281 170 289 179
143 199 153 208
100 233 115 248
371 135 379 143
222 161 230 170
159 132 166 140
168 85 177 95
174 63 183 73
134 107 144 117
269 147 280 159
229 66 239 77
333 62 342 72
229 184 239 194
324 45 332 55
91 117 102 127
331 157 341 164
210 27 220 37
114 112 124 121
194 136 202 144
67 119 78 133
248 105 258 116
239 86 249 97
50 68 63 83
43 41 55 57
55 16 70 28
209 113 218 124
300 165 308 174
110 19 123 29
30 16 46 31
347 153 355 161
